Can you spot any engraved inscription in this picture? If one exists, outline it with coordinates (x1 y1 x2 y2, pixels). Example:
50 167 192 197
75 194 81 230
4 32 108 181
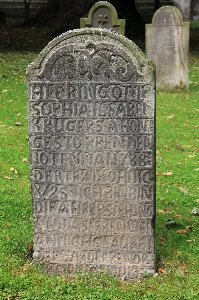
33 200 154 218
28 30 155 279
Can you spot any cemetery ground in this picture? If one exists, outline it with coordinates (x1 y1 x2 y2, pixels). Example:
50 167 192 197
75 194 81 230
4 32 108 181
0 20 199 299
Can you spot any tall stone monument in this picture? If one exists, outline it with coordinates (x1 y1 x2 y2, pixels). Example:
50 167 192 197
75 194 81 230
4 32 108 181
80 1 126 35
27 28 156 279
146 6 189 90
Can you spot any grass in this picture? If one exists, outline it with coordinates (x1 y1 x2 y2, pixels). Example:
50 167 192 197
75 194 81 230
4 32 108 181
0 20 199 299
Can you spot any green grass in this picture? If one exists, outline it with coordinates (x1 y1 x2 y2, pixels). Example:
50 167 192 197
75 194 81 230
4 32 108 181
0 21 199 299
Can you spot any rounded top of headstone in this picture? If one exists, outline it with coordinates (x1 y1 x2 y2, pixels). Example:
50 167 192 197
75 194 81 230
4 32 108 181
88 1 119 17
26 28 154 83
80 1 126 35
152 6 184 26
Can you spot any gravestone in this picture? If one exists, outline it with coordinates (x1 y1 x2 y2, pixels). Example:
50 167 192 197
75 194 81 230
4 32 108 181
80 1 126 35
146 6 189 90
27 28 156 280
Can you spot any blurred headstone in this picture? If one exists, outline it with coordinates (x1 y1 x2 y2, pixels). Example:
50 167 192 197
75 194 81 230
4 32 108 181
146 6 189 89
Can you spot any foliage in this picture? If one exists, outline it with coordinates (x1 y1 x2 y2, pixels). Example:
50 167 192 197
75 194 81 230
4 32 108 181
0 20 199 299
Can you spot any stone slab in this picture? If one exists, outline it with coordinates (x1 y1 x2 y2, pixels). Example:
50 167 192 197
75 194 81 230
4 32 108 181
27 28 156 280
146 6 189 89
80 1 126 35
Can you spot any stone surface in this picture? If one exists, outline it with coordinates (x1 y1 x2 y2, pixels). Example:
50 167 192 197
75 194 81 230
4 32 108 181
0 0 48 19
80 1 126 35
146 6 189 90
27 28 156 280
173 0 192 21
191 207 199 216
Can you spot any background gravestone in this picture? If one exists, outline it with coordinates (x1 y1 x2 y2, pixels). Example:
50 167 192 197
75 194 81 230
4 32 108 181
173 0 192 21
146 6 189 90
80 1 126 35
27 28 156 279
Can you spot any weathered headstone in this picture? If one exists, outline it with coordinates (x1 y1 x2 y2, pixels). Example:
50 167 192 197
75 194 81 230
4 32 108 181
80 1 126 35
146 6 189 90
27 28 156 280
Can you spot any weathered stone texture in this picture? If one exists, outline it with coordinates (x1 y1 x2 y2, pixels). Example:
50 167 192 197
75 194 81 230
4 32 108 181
27 28 156 279
173 0 192 21
80 1 126 35
146 6 189 90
